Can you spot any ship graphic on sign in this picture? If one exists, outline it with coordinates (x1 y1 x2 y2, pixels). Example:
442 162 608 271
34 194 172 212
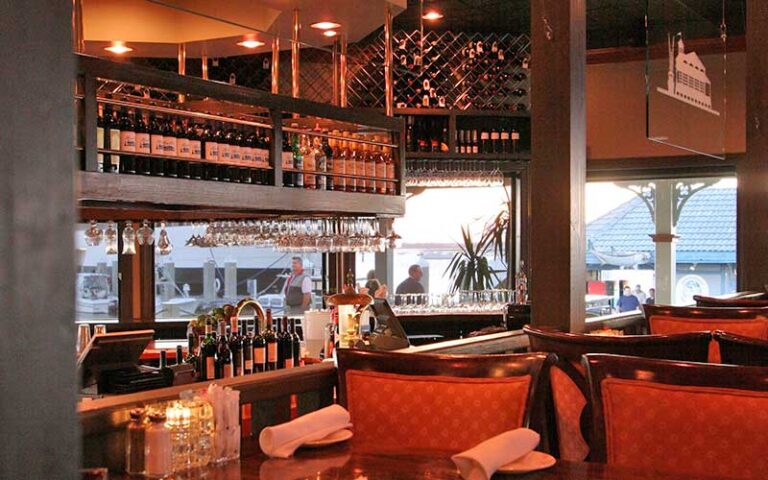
656 32 720 116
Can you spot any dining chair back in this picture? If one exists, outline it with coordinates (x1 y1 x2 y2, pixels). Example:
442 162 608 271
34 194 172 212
714 330 768 366
584 353 768 480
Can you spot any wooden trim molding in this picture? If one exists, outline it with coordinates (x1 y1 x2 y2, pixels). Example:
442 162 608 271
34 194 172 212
649 233 679 243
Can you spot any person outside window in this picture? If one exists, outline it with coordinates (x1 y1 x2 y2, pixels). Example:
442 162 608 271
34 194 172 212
283 257 312 316
616 286 641 312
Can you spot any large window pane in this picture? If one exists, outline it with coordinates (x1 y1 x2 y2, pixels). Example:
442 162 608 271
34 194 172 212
75 223 119 324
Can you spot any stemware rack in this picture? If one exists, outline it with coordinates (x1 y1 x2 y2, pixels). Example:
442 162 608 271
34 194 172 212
75 54 406 221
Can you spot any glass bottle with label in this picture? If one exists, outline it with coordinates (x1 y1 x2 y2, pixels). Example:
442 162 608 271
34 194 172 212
263 309 278 371
342 134 355 192
354 136 367 193
282 133 294 187
134 112 151 175
384 145 396 195
252 317 266 373
374 137 387 194
96 104 106 172
290 318 301 367
187 122 201 180
106 105 121 173
315 136 328 191
280 317 294 368
331 132 344 191
200 324 217 381
302 134 316 190
216 323 233 379
229 319 243 376
242 320 253 375
118 108 136 174
291 131 304 188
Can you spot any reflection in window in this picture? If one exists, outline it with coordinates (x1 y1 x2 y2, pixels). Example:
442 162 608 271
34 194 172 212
75 223 119 323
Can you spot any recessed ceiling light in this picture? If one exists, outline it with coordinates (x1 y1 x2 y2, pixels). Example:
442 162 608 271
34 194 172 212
104 41 133 54
323 30 339 37
422 10 444 21
237 39 265 49
310 21 341 30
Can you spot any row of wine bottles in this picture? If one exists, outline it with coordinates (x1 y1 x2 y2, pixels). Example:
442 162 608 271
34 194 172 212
184 309 301 381
405 116 523 154
281 128 398 195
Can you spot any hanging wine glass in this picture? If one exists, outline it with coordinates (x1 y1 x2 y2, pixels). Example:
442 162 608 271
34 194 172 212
104 221 118 255
122 220 137 255
157 222 173 255
84 220 103 246
137 219 155 246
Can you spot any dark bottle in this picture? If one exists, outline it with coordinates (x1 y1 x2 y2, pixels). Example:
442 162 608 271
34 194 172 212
491 128 501 154
242 320 253 375
292 131 304 188
158 351 174 385
201 123 218 181
171 119 187 178
500 128 511 154
214 123 230 182
471 130 479 154
263 309 278 371
149 114 165 176
162 117 177 177
200 324 217 381
480 129 490 154
181 122 197 180
290 318 301 368
278 316 293 369
252 317 266 373
175 345 184 366
184 325 198 374
216 323 233 379
135 112 151 175
512 88 527 97
96 104 110 173
229 319 243 376
282 133 294 187
118 108 136 174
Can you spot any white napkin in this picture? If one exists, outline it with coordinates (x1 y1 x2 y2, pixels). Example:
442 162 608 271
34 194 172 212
451 428 540 480
259 404 352 458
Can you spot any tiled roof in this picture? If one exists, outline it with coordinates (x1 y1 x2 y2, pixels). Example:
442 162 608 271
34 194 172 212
587 187 735 266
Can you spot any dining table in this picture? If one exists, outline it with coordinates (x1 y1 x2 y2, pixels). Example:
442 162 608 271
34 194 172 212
109 439 741 480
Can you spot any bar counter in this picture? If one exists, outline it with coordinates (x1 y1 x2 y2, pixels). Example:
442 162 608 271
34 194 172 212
109 441 740 480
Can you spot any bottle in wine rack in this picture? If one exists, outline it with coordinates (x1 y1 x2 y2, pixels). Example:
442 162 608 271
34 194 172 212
500 128 511 154
252 317 266 373
264 309 278 371
218 123 231 164
457 129 465 154
315 135 328 191
166 118 180 178
135 112 151 175
282 133 294 187
342 133 355 192
291 130 304 188
384 144 395 195
106 105 121 173
471 130 479 154
364 142 376 193
202 123 218 181
302 134 316 190
148 113 164 176
187 122 201 180
491 128 501 153
321 133 332 191
118 107 136 174
374 137 386 195
480 129 490 154
330 131 344 191
354 135 367 193
96 104 106 172
512 88 527 97
511 129 520 153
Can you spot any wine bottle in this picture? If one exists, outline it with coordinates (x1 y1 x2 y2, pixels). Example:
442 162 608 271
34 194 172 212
511 129 520 153
276 317 286 369
216 323 233 379
159 350 173 385
384 145 395 195
187 123 201 180
242 320 253 375
331 132 345 191
354 136 367 193
185 324 198 375
290 318 301 367
491 128 501 154
229 320 243 377
135 112 151 175
118 108 136 174
162 117 177 179
480 129 490 154
342 133 356 192
471 130 479 154
167 119 182 178
292 131 304 188
263 309 278 371
200 324 217 381
282 133 294 187
322 134 333 191
106 105 121 173
219 124 232 164
175 345 184 366
364 142 376 193
500 128 511 154
280 317 294 368
302 134 316 190
315 135 328 191
96 104 106 173
374 137 386 195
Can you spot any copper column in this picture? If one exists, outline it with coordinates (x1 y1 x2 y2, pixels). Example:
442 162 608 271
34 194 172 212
291 8 300 98
272 37 280 94
177 43 187 102
384 2 394 115
339 33 348 107
332 39 340 105
72 0 84 53
201 53 209 80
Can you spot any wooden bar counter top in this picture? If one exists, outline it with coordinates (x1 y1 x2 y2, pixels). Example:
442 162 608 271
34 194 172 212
110 440 739 480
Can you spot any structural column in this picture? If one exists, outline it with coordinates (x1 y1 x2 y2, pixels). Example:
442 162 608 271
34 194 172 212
738 1 768 290
529 0 587 331
651 180 677 305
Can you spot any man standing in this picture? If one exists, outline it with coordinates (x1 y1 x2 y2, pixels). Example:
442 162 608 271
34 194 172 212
616 286 641 312
395 264 425 295
283 257 312 316
646 288 656 305
633 284 647 304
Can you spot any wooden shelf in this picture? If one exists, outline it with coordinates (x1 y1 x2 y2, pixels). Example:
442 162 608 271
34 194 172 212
405 151 531 161
78 171 405 220
394 108 530 118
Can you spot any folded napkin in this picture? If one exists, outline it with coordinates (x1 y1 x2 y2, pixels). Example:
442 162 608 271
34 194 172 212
259 404 352 458
451 428 540 480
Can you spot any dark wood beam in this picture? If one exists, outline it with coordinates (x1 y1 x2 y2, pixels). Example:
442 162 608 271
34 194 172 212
530 0 587 332
587 35 745 65
738 2 768 290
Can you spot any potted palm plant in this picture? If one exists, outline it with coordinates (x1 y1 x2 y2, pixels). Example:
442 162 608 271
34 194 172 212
445 226 499 293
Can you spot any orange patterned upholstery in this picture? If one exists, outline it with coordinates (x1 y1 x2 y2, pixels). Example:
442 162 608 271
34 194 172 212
345 369 531 453
601 378 768 479
648 315 768 362
550 366 589 461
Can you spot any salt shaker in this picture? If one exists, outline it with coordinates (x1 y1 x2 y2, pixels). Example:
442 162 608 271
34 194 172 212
124 408 145 475
144 412 173 478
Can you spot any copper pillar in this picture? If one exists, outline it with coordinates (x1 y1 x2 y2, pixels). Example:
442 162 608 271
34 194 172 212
177 43 186 102
72 0 84 53
291 8 300 98
332 39 340 105
201 53 209 80
272 37 280 94
340 33 348 107
384 3 394 115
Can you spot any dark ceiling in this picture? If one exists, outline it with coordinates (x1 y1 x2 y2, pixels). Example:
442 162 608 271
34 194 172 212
392 0 746 50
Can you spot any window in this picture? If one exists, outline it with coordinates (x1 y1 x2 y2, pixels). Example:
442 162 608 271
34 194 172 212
75 223 119 324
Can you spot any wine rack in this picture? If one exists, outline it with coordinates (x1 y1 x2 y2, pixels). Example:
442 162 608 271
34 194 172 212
348 30 531 111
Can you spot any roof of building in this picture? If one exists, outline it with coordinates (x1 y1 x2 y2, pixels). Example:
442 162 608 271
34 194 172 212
587 187 735 267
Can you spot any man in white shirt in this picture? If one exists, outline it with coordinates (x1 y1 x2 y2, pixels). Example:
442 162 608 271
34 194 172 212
283 257 312 315
633 284 647 304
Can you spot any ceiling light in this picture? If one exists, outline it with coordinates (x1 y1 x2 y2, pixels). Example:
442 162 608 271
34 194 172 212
104 41 133 54
422 10 444 21
310 21 341 30
323 30 339 38
237 39 265 49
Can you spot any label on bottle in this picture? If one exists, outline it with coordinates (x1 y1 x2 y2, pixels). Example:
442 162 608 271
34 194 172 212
245 358 253 372
472 145 479 154
500 131 510 140
135 133 151 154
205 142 218 161
220 143 231 161
317 154 327 190
151 135 164 155
491 131 500 141
254 346 265 366
281 151 293 170
267 343 278 363
242 147 254 163
97 126 105 149
357 158 366 191
165 136 177 156
231 145 241 162
206 357 215 380
511 131 520 140
178 138 190 157
190 140 202 159
257 149 269 167
480 131 490 140
284 358 294 369
304 153 316 188
223 364 233 378
120 131 136 152
376 161 387 182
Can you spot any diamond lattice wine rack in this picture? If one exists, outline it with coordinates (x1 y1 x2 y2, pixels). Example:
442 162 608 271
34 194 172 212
348 30 531 111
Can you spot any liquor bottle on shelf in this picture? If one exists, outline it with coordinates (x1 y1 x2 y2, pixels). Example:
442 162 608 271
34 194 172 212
202 123 219 182
229 320 243 376
230 127 242 164
282 133 294 187
216 323 233 379
158 351 173 386
384 144 396 195
276 317 290 369
500 127 511 154
290 318 301 367
480 129 490 153
135 112 151 175
302 134 316 190
263 309 278 371
218 123 232 164
200 324 217 381
330 131 345 191
471 130 479 154
252 317 266 373
511 129 520 153
106 105 121 173
373 137 386 195
167 119 183 178
321 133 333 191
177 119 191 160
186 123 200 180
242 320 253 375
185 324 198 375
457 129 465 154
175 345 184 366
353 135 367 193
148 112 164 175
118 108 136 174
364 141 376 193
440 126 448 152
96 104 106 172
343 134 356 192
311 136 326 191
491 128 501 154
292 130 304 188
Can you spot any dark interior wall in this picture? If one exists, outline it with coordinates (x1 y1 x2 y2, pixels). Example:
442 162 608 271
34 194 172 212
0 1 78 479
